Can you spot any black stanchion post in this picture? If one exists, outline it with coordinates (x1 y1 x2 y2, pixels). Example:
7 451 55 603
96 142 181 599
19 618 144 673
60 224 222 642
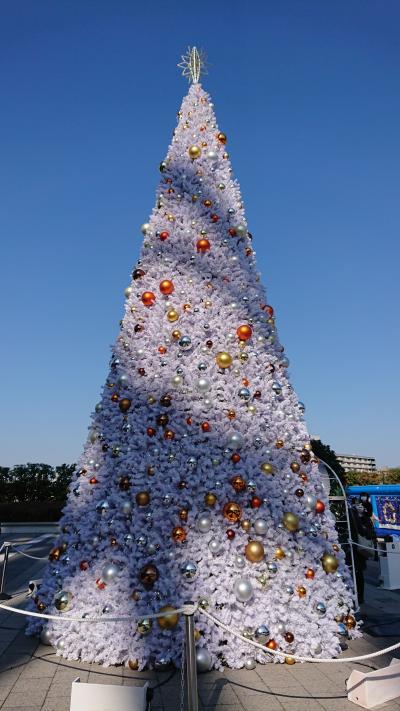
184 601 198 711
0 543 12 600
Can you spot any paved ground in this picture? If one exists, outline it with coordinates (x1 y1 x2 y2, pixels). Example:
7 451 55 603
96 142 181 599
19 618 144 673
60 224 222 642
0 536 400 710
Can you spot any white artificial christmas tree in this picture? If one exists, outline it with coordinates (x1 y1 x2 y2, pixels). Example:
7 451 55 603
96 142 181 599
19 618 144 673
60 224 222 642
29 49 358 670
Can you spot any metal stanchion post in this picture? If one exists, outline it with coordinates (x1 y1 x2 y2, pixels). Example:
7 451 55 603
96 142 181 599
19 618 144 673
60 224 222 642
0 543 12 600
184 601 198 711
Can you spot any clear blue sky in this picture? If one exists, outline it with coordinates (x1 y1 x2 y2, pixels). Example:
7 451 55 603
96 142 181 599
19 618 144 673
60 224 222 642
1 1 399 468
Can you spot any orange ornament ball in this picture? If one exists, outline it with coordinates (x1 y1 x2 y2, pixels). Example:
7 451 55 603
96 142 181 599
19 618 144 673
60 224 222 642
217 131 227 144
305 568 315 579
141 291 156 307
266 639 277 650
196 238 211 253
160 280 174 295
236 324 253 341
223 501 242 523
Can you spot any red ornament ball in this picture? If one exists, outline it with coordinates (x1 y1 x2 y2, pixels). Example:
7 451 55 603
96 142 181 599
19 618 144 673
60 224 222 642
79 560 89 571
159 230 169 241
132 268 145 280
250 496 262 509
159 280 174 295
231 453 241 464
201 422 211 432
236 324 253 341
96 578 106 590
226 529 236 540
141 291 156 307
284 632 294 643
210 213 219 223
315 500 326 514
147 427 156 437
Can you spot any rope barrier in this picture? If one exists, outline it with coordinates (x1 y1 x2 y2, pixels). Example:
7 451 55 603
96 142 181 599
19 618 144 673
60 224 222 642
9 547 49 561
0 601 197 624
199 607 400 664
1 598 400 666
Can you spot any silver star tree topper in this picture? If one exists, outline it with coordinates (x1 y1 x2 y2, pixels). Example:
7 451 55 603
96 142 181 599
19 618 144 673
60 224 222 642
178 46 208 84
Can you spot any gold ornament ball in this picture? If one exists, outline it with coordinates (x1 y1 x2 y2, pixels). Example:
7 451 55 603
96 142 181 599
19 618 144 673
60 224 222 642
157 605 180 630
290 462 300 473
194 629 202 642
128 659 139 671
205 492 217 506
172 329 181 340
282 512 299 532
216 351 233 369
297 586 307 598
188 145 201 160
136 491 150 506
275 547 286 560
261 462 274 475
167 309 179 323
241 519 251 532
245 540 265 563
344 614 356 629
321 553 339 573
285 656 296 665
119 398 132 413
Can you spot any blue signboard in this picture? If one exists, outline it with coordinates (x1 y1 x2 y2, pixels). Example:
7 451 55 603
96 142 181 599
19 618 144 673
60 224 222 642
347 485 400 537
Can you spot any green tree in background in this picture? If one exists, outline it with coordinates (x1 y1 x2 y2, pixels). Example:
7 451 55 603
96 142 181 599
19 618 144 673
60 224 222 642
310 439 347 485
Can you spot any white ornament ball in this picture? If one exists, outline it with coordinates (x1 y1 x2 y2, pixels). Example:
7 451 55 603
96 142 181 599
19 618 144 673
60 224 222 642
253 518 268 536
227 432 244 450
234 577 253 603
197 512 212 534
40 628 53 646
206 150 218 162
101 562 119 583
244 657 256 670
197 377 211 393
209 539 222 556
235 554 246 569
196 647 212 673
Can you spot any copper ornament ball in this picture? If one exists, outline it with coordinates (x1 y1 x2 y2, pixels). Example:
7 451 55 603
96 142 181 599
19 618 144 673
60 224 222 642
223 501 242 523
139 563 159 587
172 526 187 543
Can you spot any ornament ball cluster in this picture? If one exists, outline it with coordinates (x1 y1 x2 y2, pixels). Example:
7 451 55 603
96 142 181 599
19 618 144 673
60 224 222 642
28 70 358 672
